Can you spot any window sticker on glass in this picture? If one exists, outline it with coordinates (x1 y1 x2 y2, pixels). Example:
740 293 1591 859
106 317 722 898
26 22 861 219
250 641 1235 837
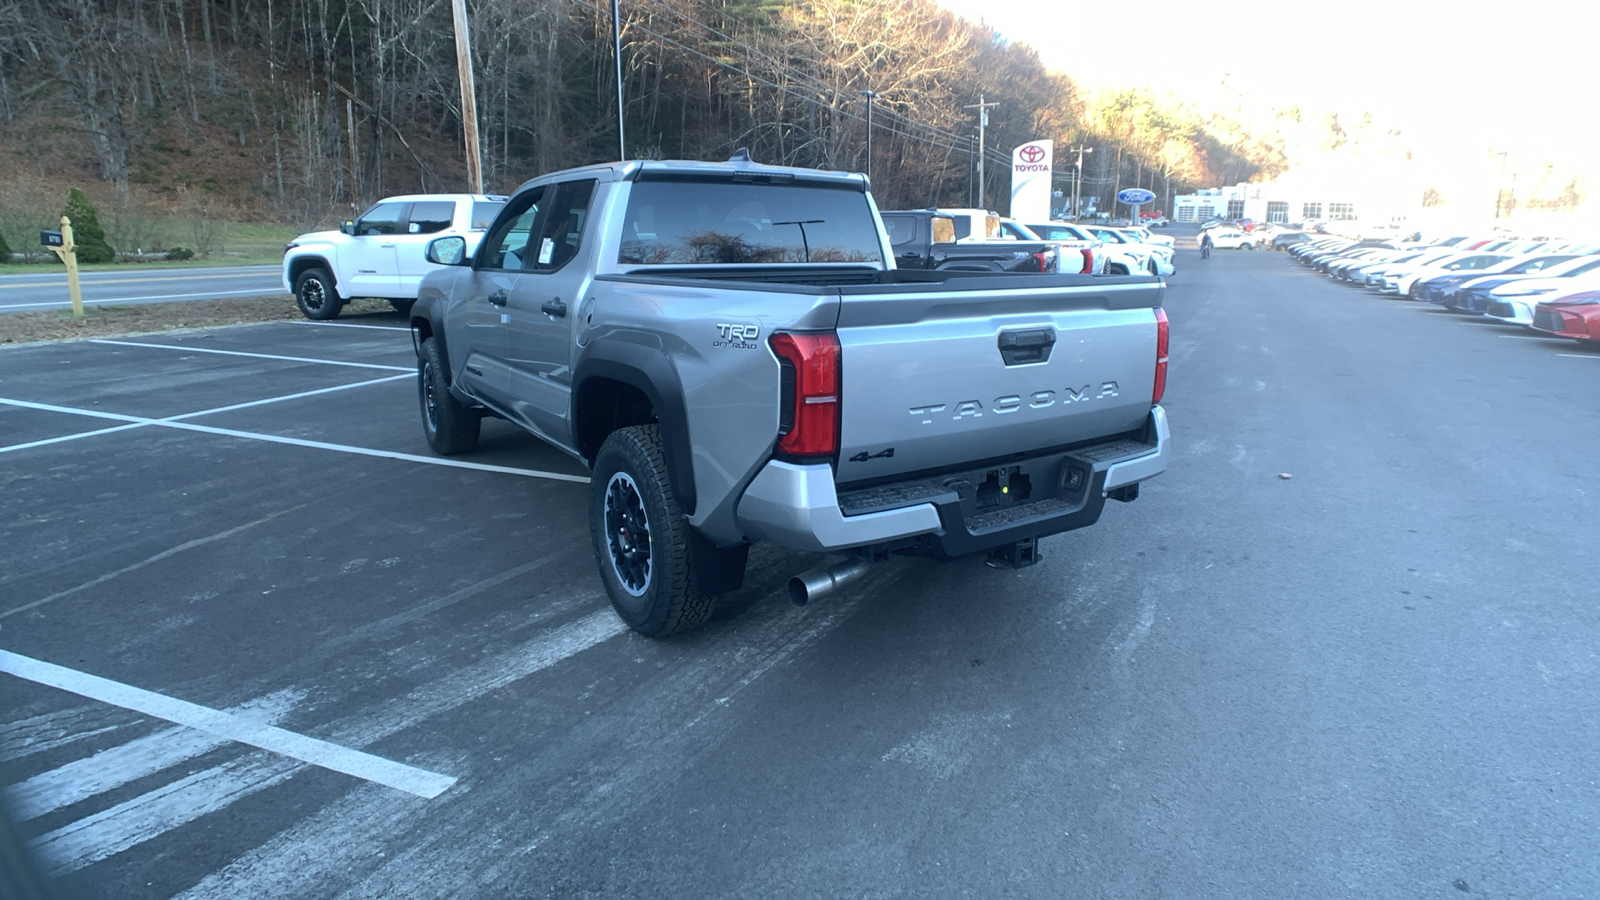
538 238 555 265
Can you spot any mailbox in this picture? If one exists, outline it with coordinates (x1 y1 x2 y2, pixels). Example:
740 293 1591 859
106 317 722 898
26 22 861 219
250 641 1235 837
41 229 64 247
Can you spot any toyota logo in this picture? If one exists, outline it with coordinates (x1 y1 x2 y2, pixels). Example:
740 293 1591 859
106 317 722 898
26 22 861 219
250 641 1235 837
1019 145 1046 164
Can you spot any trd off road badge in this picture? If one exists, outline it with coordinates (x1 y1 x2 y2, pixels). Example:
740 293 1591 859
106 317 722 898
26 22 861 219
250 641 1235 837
713 322 761 350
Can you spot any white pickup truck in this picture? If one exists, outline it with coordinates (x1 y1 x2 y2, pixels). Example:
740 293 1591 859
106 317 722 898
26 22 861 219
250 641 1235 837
282 193 506 319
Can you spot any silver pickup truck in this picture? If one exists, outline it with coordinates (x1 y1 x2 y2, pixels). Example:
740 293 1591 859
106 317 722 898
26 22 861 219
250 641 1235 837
409 154 1171 636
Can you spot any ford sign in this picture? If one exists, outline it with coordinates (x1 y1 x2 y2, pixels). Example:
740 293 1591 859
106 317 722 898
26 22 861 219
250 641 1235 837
1116 188 1156 205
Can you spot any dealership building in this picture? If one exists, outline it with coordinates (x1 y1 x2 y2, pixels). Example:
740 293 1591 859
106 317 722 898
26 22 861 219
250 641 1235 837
1172 184 1363 226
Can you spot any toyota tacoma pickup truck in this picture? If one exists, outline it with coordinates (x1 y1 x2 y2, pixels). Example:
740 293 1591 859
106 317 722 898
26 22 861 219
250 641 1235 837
409 154 1171 637
282 193 506 319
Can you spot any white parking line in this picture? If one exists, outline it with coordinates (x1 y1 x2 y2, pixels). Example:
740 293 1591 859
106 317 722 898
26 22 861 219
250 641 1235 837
1 506 304 620
20 608 626 875
0 649 457 799
6 689 303 820
1557 353 1600 360
91 339 412 372
0 396 589 483
1498 334 1567 340
0 375 411 455
292 320 410 331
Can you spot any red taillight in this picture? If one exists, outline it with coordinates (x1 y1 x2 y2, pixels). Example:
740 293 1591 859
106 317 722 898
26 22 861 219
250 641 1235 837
1152 308 1169 405
771 332 841 457
1080 247 1094 275
1032 251 1052 273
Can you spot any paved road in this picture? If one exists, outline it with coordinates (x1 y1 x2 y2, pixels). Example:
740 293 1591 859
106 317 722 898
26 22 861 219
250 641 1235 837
0 265 284 313
2 253 1598 898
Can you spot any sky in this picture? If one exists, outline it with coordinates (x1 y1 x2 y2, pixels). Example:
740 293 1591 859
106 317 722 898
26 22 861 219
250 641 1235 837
934 0 1600 222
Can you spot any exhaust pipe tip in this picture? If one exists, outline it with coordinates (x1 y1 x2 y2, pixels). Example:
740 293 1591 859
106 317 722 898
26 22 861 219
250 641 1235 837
788 557 871 606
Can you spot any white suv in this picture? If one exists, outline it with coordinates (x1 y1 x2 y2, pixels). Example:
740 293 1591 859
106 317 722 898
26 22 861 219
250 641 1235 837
283 193 506 319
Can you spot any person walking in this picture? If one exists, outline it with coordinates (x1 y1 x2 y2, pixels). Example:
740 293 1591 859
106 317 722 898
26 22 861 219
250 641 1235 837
1199 230 1212 259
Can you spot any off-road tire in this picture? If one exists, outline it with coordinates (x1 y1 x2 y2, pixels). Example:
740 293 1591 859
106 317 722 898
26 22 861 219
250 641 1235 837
589 425 713 638
389 298 416 315
418 337 481 455
294 267 344 320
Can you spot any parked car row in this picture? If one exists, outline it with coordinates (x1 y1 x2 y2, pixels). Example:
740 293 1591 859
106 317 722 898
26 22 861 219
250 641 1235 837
1282 234 1600 344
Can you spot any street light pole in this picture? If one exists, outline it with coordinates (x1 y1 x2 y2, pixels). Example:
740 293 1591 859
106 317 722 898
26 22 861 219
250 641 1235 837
1490 149 1508 221
613 0 626 160
964 95 998 209
1067 144 1092 220
857 90 879 180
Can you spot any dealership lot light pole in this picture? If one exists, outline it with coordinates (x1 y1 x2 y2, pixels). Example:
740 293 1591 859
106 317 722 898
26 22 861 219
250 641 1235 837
1068 144 1092 219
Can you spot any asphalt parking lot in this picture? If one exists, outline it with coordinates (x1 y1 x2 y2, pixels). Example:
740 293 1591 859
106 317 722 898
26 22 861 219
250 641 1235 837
4 254 1600 898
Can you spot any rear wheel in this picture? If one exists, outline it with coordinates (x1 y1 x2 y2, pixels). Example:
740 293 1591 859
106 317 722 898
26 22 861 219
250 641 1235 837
417 337 481 455
589 425 713 637
294 267 343 320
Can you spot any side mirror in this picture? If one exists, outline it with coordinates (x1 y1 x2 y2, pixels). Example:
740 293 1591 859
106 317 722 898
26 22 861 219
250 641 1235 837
425 235 468 266
340 220 356 236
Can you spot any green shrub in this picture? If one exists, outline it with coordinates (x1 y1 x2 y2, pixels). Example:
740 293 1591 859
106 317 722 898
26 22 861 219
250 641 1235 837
62 188 115 263
165 246 194 260
0 230 11 261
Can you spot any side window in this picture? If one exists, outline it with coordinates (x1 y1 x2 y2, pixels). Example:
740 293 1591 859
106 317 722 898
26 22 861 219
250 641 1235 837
931 216 956 244
477 188 543 271
527 179 596 273
354 201 404 236
951 218 972 241
470 201 505 230
882 217 913 247
406 201 456 235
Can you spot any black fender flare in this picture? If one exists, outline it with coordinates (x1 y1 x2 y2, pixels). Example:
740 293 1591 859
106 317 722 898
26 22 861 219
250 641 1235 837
572 343 697 517
286 254 339 292
408 294 451 379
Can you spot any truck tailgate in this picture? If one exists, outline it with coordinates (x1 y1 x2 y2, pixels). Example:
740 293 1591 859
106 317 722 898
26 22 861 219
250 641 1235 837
833 278 1162 485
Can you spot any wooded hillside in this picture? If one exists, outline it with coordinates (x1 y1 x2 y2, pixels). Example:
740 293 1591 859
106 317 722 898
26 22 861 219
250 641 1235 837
0 0 1284 237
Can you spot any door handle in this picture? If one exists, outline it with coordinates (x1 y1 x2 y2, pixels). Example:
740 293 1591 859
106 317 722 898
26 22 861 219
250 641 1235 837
380 243 396 249
541 298 568 317
488 289 508 306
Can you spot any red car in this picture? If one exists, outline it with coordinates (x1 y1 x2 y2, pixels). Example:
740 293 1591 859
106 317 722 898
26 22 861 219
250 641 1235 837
1530 291 1600 342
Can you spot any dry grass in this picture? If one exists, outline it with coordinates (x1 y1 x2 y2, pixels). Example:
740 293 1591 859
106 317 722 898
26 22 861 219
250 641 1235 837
0 296 402 346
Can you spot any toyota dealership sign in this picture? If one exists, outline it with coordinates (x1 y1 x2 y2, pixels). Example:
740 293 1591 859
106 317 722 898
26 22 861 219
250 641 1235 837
1010 140 1053 223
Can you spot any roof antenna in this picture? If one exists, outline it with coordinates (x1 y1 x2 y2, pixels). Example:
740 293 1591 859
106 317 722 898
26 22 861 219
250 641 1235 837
728 148 752 163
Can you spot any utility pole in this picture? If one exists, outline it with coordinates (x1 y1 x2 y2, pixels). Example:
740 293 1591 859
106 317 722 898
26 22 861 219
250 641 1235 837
451 0 483 192
1066 144 1092 220
1489 149 1509 222
857 90 879 180
964 95 999 209
613 0 626 160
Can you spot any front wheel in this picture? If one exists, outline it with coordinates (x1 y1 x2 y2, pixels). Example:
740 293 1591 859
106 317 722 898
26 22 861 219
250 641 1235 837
388 298 415 315
417 337 481 455
589 425 713 637
294 267 344 320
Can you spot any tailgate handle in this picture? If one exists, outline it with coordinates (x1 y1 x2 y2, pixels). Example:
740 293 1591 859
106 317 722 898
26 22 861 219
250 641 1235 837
998 328 1055 366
